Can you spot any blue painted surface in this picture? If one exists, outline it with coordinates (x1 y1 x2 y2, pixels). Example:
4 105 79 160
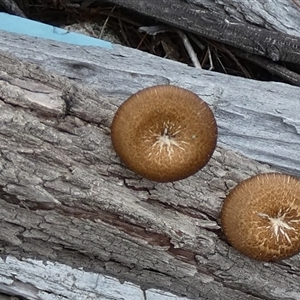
0 12 112 48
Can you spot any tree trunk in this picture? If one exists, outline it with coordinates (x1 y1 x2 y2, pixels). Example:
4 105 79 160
0 5 300 300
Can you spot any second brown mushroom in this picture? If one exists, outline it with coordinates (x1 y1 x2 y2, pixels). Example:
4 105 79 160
221 173 300 261
111 85 217 182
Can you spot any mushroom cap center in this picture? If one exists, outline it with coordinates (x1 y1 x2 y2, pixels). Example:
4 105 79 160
257 208 298 244
153 123 185 155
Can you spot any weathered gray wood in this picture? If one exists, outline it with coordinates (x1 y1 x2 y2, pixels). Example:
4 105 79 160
0 30 299 177
186 0 300 36
0 29 300 300
105 0 300 63
103 0 300 84
0 255 193 300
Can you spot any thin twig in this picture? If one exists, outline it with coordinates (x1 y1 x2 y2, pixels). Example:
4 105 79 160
207 46 214 71
100 5 116 39
176 30 202 69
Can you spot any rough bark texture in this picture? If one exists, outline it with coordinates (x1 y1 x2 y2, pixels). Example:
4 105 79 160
0 27 300 299
1 1 300 298
1 30 299 178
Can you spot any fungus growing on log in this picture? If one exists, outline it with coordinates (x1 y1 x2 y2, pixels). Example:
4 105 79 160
111 85 217 182
220 173 300 261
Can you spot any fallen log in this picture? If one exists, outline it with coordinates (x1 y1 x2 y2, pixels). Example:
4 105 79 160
0 25 300 300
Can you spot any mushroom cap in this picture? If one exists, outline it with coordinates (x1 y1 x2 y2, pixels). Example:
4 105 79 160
220 173 300 261
111 85 217 182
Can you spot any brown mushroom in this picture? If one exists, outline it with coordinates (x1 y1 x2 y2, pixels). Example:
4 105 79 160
220 173 300 261
111 85 217 182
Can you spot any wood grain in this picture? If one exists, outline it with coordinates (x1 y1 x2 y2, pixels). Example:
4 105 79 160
0 29 300 299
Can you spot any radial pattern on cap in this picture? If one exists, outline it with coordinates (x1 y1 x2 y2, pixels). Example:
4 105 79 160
111 85 217 182
221 173 300 261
